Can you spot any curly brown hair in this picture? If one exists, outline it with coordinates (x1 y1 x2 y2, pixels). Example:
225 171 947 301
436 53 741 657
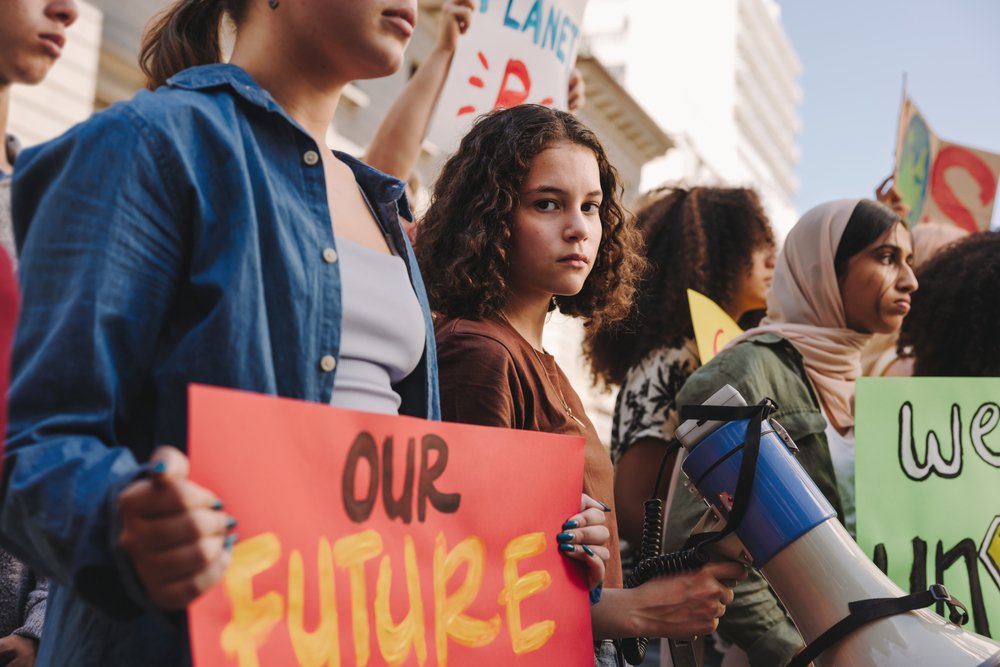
415 105 644 330
584 186 775 386
897 231 1000 376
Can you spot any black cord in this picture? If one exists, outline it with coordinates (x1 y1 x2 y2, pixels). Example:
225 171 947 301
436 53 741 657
651 440 681 499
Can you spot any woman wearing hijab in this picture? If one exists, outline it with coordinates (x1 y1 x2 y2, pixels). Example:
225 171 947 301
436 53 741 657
662 199 918 667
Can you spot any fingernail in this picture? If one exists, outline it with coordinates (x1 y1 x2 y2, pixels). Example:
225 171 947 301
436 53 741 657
225 516 238 531
224 533 238 550
151 460 167 475
556 532 574 543
212 499 224 511
599 501 612 512
562 520 579 530
582 545 595 557
558 543 576 553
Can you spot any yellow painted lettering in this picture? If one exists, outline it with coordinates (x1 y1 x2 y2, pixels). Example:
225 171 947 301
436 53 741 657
220 533 284 667
374 535 428 666
287 537 341 666
334 530 384 667
433 533 500 666
498 532 554 655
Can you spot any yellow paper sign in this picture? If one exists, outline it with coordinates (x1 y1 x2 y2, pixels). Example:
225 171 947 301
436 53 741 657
687 289 743 364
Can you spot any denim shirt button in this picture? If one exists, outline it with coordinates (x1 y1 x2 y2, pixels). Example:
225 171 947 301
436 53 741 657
303 150 320 166
322 247 338 264
320 355 337 372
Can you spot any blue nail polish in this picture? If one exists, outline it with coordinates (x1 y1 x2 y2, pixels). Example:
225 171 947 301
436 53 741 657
212 499 224 511
151 460 167 475
226 516 238 531
562 520 579 530
558 543 576 553
599 501 611 512
582 544 595 557
224 533 238 550
556 532 574 543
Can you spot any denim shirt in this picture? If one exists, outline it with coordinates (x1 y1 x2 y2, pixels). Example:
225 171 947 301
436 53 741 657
1 64 439 666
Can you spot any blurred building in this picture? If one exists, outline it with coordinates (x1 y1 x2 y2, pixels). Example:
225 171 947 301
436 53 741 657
584 0 803 237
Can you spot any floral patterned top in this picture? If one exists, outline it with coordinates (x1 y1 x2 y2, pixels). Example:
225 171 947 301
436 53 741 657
611 338 701 462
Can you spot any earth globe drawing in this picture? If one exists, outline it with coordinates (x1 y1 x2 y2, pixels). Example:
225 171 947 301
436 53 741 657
897 112 931 226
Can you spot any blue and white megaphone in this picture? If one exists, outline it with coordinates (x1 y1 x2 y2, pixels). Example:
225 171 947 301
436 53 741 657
675 385 1000 667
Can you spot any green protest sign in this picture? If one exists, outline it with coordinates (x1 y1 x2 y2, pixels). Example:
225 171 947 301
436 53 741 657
856 377 1000 638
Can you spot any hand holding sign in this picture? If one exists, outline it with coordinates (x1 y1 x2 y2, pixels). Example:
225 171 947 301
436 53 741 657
118 445 235 611
558 494 611 591
436 0 475 53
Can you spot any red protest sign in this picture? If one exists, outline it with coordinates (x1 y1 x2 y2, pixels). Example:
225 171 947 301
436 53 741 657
187 385 592 666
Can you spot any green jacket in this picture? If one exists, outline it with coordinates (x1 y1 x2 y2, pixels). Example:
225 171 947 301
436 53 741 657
663 333 843 667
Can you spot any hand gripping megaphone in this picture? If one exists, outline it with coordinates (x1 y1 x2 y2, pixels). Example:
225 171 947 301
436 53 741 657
672 385 1000 667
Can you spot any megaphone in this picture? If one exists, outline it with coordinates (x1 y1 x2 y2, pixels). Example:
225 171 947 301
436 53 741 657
674 385 1000 667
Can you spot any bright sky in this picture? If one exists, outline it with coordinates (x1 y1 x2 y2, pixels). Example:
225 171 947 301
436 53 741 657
777 0 1000 228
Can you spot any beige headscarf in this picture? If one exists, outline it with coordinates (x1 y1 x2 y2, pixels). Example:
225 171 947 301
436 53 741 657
728 199 871 433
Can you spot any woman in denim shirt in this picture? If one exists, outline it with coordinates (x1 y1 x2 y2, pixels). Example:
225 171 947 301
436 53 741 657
1 1 441 664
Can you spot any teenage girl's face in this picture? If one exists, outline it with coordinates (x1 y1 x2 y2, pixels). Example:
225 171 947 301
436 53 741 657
0 0 77 86
839 222 918 334
507 142 604 303
730 245 776 317
276 0 416 82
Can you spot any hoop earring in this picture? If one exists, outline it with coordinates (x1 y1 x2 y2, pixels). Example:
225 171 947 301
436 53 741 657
268 0 279 9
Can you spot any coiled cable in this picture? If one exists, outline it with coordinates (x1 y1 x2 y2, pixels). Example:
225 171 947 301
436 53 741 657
620 497 709 665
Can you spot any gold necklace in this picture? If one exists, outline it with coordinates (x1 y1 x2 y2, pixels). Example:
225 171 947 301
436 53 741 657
497 311 587 429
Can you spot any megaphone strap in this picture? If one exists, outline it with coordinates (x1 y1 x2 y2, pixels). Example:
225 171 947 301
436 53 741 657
679 398 778 553
787 584 972 667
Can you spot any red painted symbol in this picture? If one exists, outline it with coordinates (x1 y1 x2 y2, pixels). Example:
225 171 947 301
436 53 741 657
930 145 998 233
712 328 725 355
493 59 531 110
455 50 557 116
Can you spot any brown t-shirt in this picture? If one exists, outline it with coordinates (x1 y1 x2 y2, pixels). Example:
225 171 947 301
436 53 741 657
436 316 623 588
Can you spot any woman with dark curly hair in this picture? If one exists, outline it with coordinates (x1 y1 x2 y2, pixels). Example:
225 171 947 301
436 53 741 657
417 105 747 664
897 231 1000 376
663 199 918 666
584 187 776 546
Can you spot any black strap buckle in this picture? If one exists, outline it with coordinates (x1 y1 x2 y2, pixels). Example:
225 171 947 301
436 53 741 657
929 583 950 602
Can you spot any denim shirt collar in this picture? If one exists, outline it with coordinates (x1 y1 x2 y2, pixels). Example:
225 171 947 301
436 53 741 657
165 64 412 220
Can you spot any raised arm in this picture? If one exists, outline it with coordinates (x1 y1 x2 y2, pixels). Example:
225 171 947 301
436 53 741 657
364 0 475 180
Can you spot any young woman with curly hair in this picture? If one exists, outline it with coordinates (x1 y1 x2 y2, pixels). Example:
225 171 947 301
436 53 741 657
584 187 776 546
417 104 746 665
663 199 918 666
897 230 1000 376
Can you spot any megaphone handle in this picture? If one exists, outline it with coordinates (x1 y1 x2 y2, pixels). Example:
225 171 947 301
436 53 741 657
787 584 971 667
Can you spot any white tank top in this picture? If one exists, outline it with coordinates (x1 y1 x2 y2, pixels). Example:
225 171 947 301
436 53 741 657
330 236 425 415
